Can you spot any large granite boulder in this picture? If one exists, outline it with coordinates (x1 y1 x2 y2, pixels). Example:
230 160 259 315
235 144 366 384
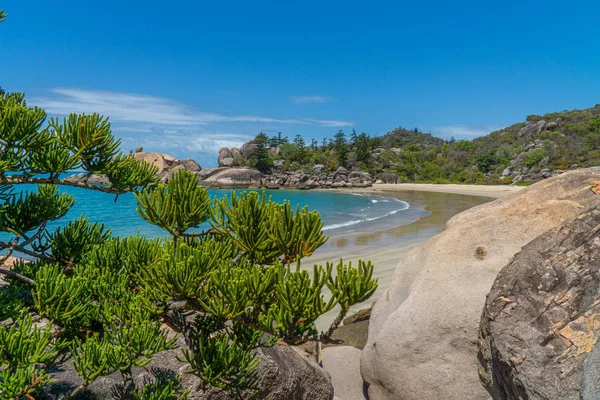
41 341 333 400
518 120 547 138
240 142 258 159
64 173 110 185
135 152 167 174
130 152 201 183
181 158 201 172
380 172 398 184
361 168 600 400
198 167 261 188
231 147 242 160
478 200 600 399
218 148 233 167
322 346 366 400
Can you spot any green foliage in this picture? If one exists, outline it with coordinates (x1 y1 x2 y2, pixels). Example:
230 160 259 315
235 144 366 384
48 216 111 264
136 169 211 237
249 132 271 173
0 313 67 400
0 364 51 400
2 185 74 236
0 313 68 368
132 370 189 400
525 148 547 166
334 130 349 167
475 151 498 173
0 79 378 399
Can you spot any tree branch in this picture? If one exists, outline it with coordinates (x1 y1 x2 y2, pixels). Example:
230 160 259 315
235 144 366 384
0 266 34 286
0 241 69 266
0 176 130 195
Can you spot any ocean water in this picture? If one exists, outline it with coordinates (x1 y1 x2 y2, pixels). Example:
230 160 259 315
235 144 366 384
3 183 426 240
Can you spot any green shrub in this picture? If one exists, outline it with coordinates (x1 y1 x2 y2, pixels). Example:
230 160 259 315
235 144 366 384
0 89 378 399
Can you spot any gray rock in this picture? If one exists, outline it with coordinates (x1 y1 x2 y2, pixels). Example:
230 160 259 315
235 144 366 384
479 200 600 400
501 167 512 178
198 168 262 188
268 147 281 157
240 142 258 159
87 174 109 185
42 342 333 400
135 146 143 153
218 148 233 167
197 167 230 181
518 120 547 138
322 347 366 400
334 167 348 177
181 158 201 172
313 164 325 174
380 173 398 184
64 173 109 185
273 160 284 168
220 157 234 167
349 171 371 182
162 154 180 166
581 340 600 400
363 168 600 400
540 168 553 178
230 147 242 160
64 173 86 183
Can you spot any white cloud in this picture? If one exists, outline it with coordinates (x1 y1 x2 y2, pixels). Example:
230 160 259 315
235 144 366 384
291 95 329 104
33 88 350 127
432 124 503 139
31 88 352 166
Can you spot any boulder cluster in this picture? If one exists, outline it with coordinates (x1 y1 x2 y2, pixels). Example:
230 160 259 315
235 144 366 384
132 147 201 183
215 143 374 189
500 118 567 183
64 146 202 185
261 166 374 189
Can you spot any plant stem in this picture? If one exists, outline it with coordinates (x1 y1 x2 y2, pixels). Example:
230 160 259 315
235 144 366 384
0 266 34 285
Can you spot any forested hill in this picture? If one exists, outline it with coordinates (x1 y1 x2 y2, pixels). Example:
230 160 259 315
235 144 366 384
223 104 600 184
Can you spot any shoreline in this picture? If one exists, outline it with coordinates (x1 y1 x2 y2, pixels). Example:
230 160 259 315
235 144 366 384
312 185 498 330
335 182 526 199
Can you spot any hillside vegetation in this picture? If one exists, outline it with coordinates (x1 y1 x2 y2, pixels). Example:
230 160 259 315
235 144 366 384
240 104 600 184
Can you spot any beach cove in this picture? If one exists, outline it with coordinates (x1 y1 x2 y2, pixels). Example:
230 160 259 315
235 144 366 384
311 183 525 330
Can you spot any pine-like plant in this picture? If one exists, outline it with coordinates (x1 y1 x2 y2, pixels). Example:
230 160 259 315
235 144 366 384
0 90 377 398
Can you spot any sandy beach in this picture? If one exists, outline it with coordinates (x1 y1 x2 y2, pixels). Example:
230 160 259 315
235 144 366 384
358 182 526 199
313 183 518 330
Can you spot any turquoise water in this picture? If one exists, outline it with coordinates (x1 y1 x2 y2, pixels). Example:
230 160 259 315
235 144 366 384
4 184 426 240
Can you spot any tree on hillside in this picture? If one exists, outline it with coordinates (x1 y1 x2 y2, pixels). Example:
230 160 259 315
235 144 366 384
268 132 288 148
293 134 306 149
350 129 358 146
354 132 371 166
333 130 349 167
0 89 378 397
310 139 319 151
249 131 271 173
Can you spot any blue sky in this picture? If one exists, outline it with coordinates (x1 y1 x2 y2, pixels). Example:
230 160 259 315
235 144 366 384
2 1 600 167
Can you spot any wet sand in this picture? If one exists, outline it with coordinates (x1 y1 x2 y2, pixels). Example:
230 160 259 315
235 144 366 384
311 188 497 331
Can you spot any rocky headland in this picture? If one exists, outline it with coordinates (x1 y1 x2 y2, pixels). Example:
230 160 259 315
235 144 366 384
359 167 600 400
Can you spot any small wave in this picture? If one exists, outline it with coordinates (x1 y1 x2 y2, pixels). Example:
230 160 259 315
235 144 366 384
323 219 364 231
323 199 410 231
371 199 379 203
